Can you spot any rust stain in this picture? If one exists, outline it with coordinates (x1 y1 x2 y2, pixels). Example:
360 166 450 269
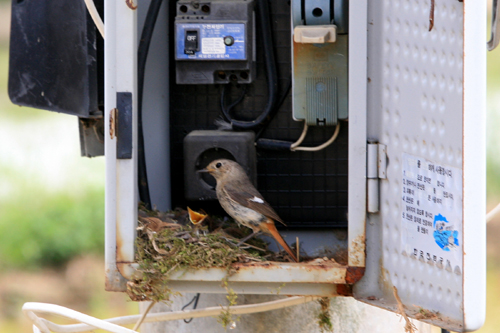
105 267 128 292
230 261 345 271
336 284 353 296
109 108 117 139
345 266 365 284
125 0 138 10
429 0 435 32
349 234 366 267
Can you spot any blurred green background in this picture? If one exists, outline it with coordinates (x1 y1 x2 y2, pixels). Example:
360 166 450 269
0 1 499 332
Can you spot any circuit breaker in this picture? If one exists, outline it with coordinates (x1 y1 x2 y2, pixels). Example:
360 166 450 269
174 0 256 84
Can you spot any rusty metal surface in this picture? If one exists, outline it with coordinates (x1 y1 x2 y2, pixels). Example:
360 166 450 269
348 234 366 267
345 267 365 284
336 284 353 297
168 261 348 284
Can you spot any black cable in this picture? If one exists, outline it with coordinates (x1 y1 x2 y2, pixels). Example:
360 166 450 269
222 0 278 131
255 76 292 140
137 0 164 209
220 84 248 122
182 293 201 323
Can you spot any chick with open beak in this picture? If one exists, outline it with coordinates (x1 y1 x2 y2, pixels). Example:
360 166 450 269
199 159 298 262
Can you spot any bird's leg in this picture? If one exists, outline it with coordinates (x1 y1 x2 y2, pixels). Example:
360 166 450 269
236 231 261 246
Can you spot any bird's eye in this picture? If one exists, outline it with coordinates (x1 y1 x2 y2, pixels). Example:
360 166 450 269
215 162 222 168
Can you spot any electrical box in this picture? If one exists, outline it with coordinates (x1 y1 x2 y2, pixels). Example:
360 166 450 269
9 0 485 331
103 0 485 331
174 0 256 84
291 0 349 126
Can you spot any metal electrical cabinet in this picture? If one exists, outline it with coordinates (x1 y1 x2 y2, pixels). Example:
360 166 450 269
7 0 486 331
102 1 485 331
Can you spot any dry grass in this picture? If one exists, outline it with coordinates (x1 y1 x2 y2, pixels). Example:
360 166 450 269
126 207 294 304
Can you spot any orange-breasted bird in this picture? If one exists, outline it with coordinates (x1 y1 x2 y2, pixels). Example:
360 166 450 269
199 159 298 262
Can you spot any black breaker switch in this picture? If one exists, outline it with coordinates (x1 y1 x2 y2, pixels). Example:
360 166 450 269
184 30 199 55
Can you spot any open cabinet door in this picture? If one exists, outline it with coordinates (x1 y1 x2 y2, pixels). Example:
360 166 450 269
354 1 486 331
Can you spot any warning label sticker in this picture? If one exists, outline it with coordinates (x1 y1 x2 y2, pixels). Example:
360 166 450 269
201 38 225 54
401 153 462 273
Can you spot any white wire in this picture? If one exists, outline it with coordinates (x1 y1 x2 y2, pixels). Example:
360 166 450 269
291 122 341 152
290 121 309 149
83 0 105 39
23 297 319 333
23 303 137 333
486 202 500 223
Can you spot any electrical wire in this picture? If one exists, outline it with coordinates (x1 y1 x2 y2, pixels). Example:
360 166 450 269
23 297 320 332
486 202 500 223
222 0 278 131
137 0 164 209
255 76 292 140
290 122 341 152
220 84 248 122
132 302 156 331
83 0 105 39
289 121 309 150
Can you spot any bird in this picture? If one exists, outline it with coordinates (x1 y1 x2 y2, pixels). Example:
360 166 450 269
199 159 298 262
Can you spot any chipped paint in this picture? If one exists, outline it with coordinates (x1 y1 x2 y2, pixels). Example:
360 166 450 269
109 108 117 139
125 0 137 10
348 234 366 267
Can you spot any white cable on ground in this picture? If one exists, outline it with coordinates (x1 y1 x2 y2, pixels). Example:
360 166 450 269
291 122 341 152
23 296 319 333
23 303 137 333
486 202 500 223
83 0 105 39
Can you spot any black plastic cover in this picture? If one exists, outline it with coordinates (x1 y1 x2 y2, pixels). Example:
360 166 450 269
8 0 103 117
116 92 133 160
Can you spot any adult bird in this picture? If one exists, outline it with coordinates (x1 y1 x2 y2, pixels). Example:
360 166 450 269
199 159 298 262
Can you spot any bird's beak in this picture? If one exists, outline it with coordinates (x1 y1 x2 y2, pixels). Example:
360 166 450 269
197 167 212 174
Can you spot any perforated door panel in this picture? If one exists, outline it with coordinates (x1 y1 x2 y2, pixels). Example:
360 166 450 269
354 1 486 331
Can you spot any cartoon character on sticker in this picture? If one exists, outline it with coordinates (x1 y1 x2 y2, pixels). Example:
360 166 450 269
433 213 459 251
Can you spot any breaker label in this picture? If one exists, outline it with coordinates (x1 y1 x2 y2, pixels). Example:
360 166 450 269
202 38 225 54
401 153 462 273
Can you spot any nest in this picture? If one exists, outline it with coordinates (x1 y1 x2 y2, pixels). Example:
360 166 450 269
127 207 295 302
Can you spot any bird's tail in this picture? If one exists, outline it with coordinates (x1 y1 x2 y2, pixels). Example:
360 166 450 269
261 221 298 262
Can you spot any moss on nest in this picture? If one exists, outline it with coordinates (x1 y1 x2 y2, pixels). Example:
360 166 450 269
127 207 281 303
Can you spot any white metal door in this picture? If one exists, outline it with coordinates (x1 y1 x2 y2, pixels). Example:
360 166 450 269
354 1 486 331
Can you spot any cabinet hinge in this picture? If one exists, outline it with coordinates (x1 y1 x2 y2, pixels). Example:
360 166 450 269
367 142 387 213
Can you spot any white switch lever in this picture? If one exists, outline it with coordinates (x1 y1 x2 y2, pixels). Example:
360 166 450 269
293 25 337 44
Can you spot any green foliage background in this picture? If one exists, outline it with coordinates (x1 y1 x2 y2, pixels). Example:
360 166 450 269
0 43 105 269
